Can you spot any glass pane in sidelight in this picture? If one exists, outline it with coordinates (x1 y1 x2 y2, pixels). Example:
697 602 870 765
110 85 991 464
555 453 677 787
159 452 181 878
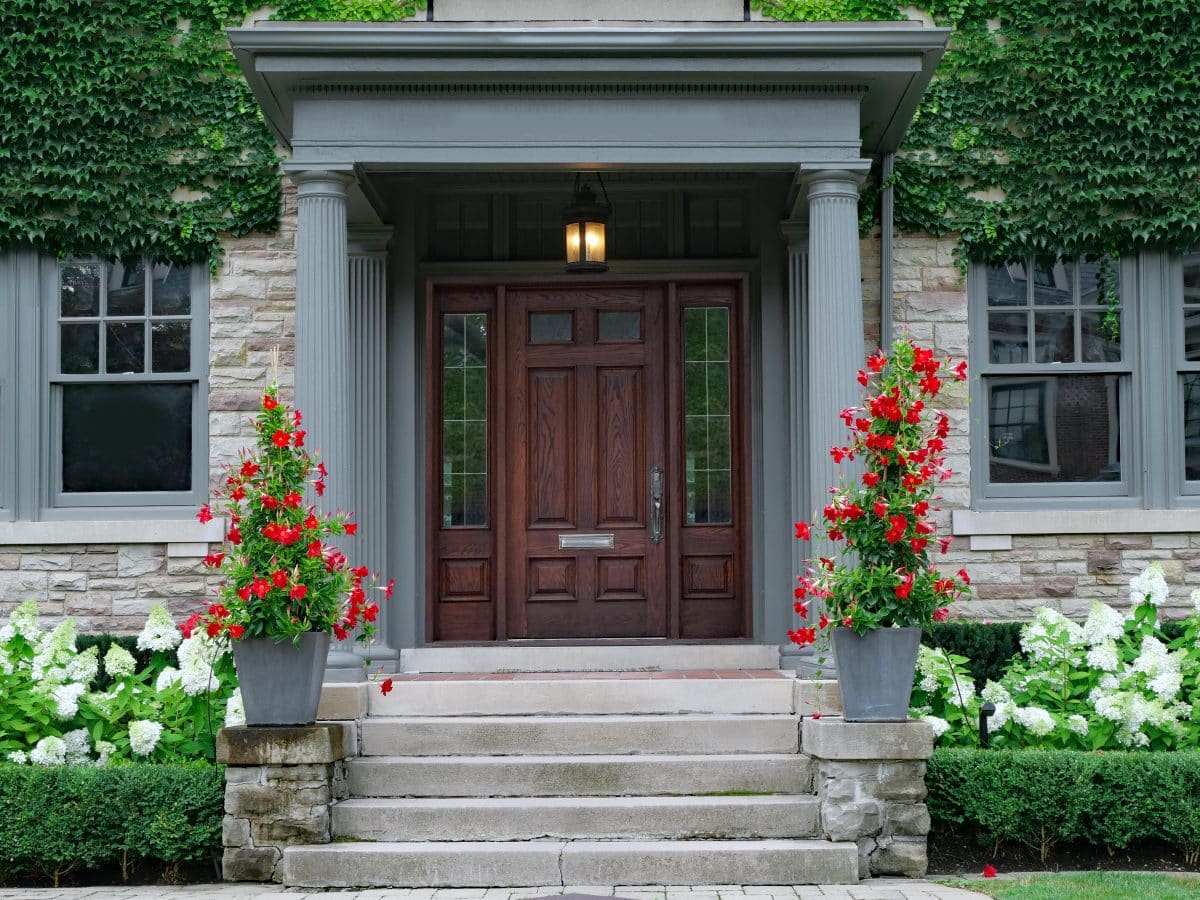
442 313 487 527
988 375 1122 484
683 307 733 525
62 384 192 492
60 264 101 317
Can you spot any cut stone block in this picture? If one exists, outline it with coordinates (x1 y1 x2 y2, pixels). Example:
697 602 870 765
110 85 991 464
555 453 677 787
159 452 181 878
217 724 350 766
802 718 933 761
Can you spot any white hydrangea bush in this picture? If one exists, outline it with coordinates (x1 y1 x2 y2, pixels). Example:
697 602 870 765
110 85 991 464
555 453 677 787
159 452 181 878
911 562 1200 750
0 600 238 766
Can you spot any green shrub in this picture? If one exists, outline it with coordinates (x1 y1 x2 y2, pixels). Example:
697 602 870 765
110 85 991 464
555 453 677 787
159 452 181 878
922 621 1024 687
0 763 223 886
927 748 1200 864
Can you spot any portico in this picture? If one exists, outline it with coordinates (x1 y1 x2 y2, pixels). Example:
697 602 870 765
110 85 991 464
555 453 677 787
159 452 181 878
228 20 947 676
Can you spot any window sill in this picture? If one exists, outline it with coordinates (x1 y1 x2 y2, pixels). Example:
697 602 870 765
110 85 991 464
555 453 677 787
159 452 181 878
953 508 1200 538
0 519 225 546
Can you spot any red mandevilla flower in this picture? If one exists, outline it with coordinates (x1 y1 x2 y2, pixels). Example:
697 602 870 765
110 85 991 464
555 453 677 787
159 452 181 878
790 338 972 637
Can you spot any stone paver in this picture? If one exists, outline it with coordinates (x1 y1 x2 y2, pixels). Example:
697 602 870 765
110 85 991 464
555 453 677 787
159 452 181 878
0 881 988 900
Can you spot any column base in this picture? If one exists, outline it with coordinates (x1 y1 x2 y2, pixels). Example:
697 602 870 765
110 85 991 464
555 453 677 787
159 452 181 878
324 649 366 682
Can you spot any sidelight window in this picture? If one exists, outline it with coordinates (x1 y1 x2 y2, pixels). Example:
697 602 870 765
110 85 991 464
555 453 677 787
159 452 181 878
441 313 488 527
683 306 733 524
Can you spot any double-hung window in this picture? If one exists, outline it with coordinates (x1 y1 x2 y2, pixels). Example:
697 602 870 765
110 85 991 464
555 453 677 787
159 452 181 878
1175 252 1200 495
49 258 207 512
971 255 1131 502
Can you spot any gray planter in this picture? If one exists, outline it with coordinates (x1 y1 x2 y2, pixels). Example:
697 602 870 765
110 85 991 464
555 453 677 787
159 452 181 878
830 626 921 722
232 632 331 726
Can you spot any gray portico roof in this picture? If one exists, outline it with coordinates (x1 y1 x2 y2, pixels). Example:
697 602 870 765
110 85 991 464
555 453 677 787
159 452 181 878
229 21 949 163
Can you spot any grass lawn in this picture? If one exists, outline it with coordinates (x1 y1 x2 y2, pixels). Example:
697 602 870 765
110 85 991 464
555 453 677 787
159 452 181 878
946 871 1200 899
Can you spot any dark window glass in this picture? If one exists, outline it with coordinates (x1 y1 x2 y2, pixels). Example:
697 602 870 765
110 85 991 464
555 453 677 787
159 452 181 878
1183 253 1200 361
988 375 1121 483
986 262 1028 307
151 263 191 316
60 265 101 317
106 260 145 316
1184 374 1200 481
1031 256 1073 306
597 311 641 342
529 312 573 344
60 324 99 374
62 384 192 492
683 307 733 524
106 322 145 373
152 321 191 372
442 313 487 527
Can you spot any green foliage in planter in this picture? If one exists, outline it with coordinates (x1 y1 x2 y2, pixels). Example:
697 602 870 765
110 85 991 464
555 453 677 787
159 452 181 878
922 621 1024 687
0 763 223 886
928 748 1200 864
0 2 281 264
756 1 1200 262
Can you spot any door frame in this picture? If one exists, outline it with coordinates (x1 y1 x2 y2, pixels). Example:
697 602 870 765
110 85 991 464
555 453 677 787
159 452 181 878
424 273 752 643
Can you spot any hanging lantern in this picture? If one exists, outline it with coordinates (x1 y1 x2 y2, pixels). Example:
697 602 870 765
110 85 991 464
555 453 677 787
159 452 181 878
562 173 610 273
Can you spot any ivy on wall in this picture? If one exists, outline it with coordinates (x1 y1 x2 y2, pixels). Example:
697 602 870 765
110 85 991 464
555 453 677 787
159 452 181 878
0 2 282 264
757 0 1200 262
3 1 1196 264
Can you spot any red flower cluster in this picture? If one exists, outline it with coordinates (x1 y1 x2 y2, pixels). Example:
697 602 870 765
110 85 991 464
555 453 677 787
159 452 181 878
790 339 972 637
189 388 391 675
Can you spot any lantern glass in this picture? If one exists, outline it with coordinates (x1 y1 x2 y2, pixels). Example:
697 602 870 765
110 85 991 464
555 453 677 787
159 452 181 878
583 221 606 264
565 222 583 265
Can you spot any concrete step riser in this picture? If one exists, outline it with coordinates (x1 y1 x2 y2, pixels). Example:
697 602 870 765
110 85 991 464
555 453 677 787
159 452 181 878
332 795 819 842
398 644 780 673
359 715 801 756
281 840 859 888
370 678 794 717
347 753 813 797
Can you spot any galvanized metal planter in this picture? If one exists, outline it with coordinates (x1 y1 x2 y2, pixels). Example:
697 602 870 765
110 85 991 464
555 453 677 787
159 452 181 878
232 633 331 726
830 626 921 722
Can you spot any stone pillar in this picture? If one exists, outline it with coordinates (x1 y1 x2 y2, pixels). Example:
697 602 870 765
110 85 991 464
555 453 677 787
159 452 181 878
803 718 934 879
292 170 364 682
349 227 398 670
218 724 351 882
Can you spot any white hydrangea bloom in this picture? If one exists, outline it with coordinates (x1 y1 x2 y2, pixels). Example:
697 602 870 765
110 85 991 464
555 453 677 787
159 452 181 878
155 666 182 692
1192 588 1200 615
29 735 66 766
1082 602 1125 646
1021 608 1085 661
1067 714 1089 737
6 750 27 764
95 741 115 767
62 728 91 765
103 645 136 679
1086 641 1120 672
1090 687 1125 722
66 646 99 686
10 600 42 642
136 605 182 653
1012 705 1056 736
921 714 950 739
919 673 939 693
981 681 1012 705
1131 636 1175 677
128 720 163 757
51 682 85 720
177 633 226 696
224 688 245 728
943 680 977 708
1149 671 1183 702
1099 673 1121 691
1129 563 1169 608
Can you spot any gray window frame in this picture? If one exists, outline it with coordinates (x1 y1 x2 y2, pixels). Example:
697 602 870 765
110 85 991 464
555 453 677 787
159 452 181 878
1168 250 1200 503
0 252 16 521
30 255 208 520
968 255 1139 507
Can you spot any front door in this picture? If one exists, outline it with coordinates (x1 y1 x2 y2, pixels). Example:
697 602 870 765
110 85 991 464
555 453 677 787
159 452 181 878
505 286 668 638
426 277 749 642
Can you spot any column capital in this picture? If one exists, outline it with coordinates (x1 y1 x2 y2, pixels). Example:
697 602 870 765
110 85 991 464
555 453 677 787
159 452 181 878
348 225 394 255
290 170 353 200
781 218 809 248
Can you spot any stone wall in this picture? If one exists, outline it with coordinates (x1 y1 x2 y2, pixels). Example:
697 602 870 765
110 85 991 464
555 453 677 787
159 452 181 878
0 542 219 633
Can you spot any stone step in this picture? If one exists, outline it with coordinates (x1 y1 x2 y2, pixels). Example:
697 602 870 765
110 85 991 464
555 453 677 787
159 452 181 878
359 714 801 756
280 839 860 887
398 643 780 673
369 672 793 717
332 794 820 841
347 752 812 797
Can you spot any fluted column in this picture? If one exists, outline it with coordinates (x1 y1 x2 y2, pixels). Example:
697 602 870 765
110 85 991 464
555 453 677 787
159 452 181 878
349 227 397 669
292 170 364 683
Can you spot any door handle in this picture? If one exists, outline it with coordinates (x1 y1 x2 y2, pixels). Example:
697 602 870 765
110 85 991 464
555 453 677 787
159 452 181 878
650 465 664 544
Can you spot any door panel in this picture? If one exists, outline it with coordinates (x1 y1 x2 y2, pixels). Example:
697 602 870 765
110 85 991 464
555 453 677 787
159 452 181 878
596 367 644 527
527 369 576 528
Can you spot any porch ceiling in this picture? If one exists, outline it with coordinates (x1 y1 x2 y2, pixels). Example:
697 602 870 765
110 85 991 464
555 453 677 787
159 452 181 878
229 21 948 167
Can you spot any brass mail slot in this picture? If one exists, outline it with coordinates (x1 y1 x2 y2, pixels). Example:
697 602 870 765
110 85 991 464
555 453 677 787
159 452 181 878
558 533 615 550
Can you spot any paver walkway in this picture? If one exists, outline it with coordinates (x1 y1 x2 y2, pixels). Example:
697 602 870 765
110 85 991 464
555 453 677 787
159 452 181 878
0 882 989 899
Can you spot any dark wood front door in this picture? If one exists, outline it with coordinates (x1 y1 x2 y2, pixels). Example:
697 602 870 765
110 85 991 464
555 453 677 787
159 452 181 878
426 277 750 642
505 286 668 638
